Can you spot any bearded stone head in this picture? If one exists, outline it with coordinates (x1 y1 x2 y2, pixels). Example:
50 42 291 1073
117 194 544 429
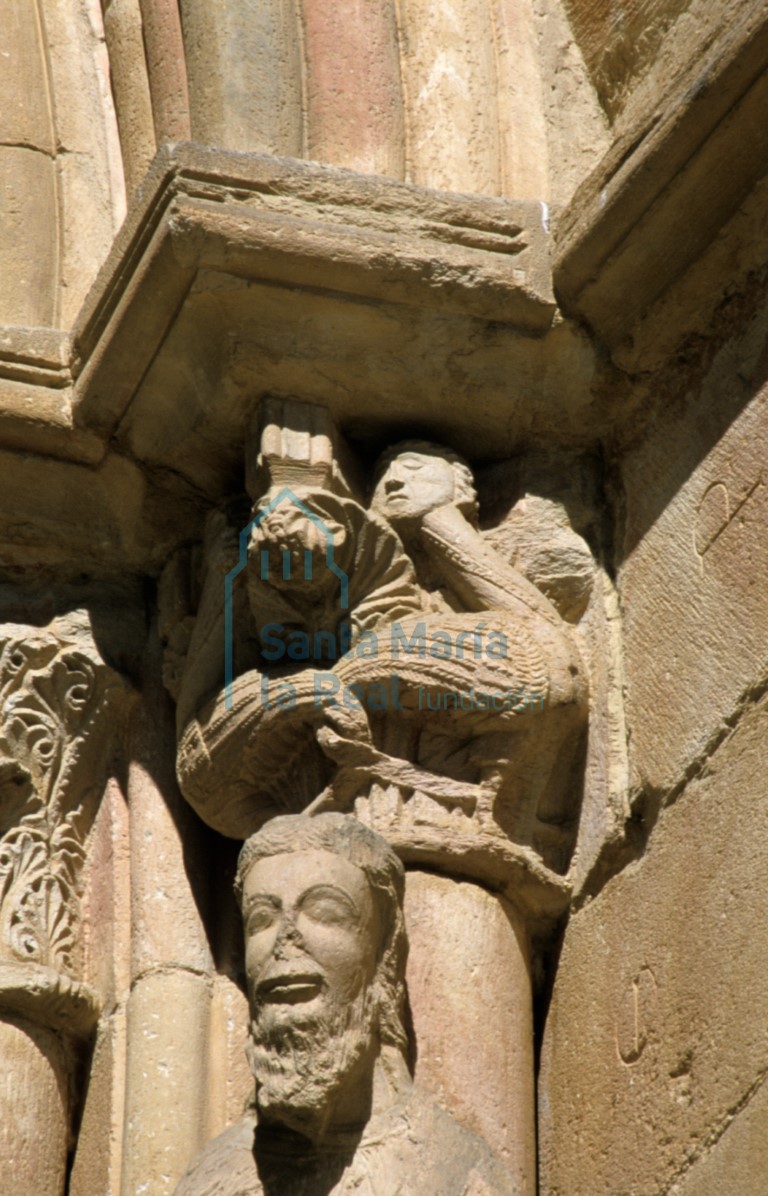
235 814 408 1139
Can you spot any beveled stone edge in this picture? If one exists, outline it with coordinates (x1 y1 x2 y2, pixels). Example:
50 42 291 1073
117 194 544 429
67 144 558 441
0 145 557 463
0 961 101 1039
72 142 556 366
554 3 768 348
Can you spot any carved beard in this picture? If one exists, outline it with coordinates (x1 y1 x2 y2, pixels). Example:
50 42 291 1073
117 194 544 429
247 980 377 1139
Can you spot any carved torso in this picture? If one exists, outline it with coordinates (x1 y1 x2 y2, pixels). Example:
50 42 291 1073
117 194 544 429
176 1092 520 1196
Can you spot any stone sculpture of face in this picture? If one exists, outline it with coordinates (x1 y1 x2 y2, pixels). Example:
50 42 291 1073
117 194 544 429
242 848 381 1136
371 449 457 527
247 502 348 595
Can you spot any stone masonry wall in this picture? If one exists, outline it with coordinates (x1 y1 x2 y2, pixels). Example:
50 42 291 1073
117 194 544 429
538 287 768 1195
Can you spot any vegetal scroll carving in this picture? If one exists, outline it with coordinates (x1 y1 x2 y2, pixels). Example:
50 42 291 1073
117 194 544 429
0 629 121 977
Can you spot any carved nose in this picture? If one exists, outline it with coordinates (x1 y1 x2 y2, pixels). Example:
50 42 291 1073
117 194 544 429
273 917 302 959
385 477 404 493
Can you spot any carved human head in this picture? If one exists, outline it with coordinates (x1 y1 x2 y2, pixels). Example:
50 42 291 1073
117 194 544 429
247 494 350 595
236 814 408 1132
371 440 478 528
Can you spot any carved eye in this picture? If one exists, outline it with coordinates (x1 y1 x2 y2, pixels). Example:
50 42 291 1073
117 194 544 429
246 902 278 934
300 887 356 927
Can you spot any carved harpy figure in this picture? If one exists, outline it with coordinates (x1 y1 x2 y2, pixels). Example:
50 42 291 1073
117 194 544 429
174 486 424 837
175 813 519 1196
171 409 591 876
167 404 594 1193
330 439 591 872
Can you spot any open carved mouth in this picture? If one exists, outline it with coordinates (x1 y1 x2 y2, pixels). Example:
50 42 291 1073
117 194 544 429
257 972 325 1004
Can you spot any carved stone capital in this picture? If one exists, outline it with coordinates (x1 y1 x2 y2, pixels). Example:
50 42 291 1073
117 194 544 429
168 401 597 937
0 622 125 993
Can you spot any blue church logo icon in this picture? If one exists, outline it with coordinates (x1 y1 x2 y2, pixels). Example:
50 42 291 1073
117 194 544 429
224 488 349 709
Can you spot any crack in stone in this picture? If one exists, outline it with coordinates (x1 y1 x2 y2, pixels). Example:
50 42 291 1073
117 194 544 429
658 1066 768 1194
572 661 768 910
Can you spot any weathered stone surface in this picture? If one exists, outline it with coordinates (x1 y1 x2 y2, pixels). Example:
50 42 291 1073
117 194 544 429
128 743 214 980
176 815 519 1195
1 6 768 1195
103 0 156 197
555 2 768 351
70 1007 128 1196
0 7 57 326
562 0 693 120
42 0 126 326
565 568 630 896
0 1015 70 1196
478 0 551 201
171 412 589 1191
619 313 768 796
138 0 190 143
0 7 56 152
668 1075 768 1195
180 0 304 157
302 0 405 179
206 973 251 1138
0 444 203 576
174 416 588 882
539 691 768 1196
405 871 535 1190
178 0 549 198
398 0 505 196
77 780 132 1191
82 777 132 1011
63 144 608 513
123 969 213 1196
120 664 217 1195
534 0 611 208
0 617 123 979
0 614 127 1191
0 148 58 327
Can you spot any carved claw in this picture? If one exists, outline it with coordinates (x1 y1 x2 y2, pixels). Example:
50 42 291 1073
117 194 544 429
247 397 338 498
316 729 479 815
